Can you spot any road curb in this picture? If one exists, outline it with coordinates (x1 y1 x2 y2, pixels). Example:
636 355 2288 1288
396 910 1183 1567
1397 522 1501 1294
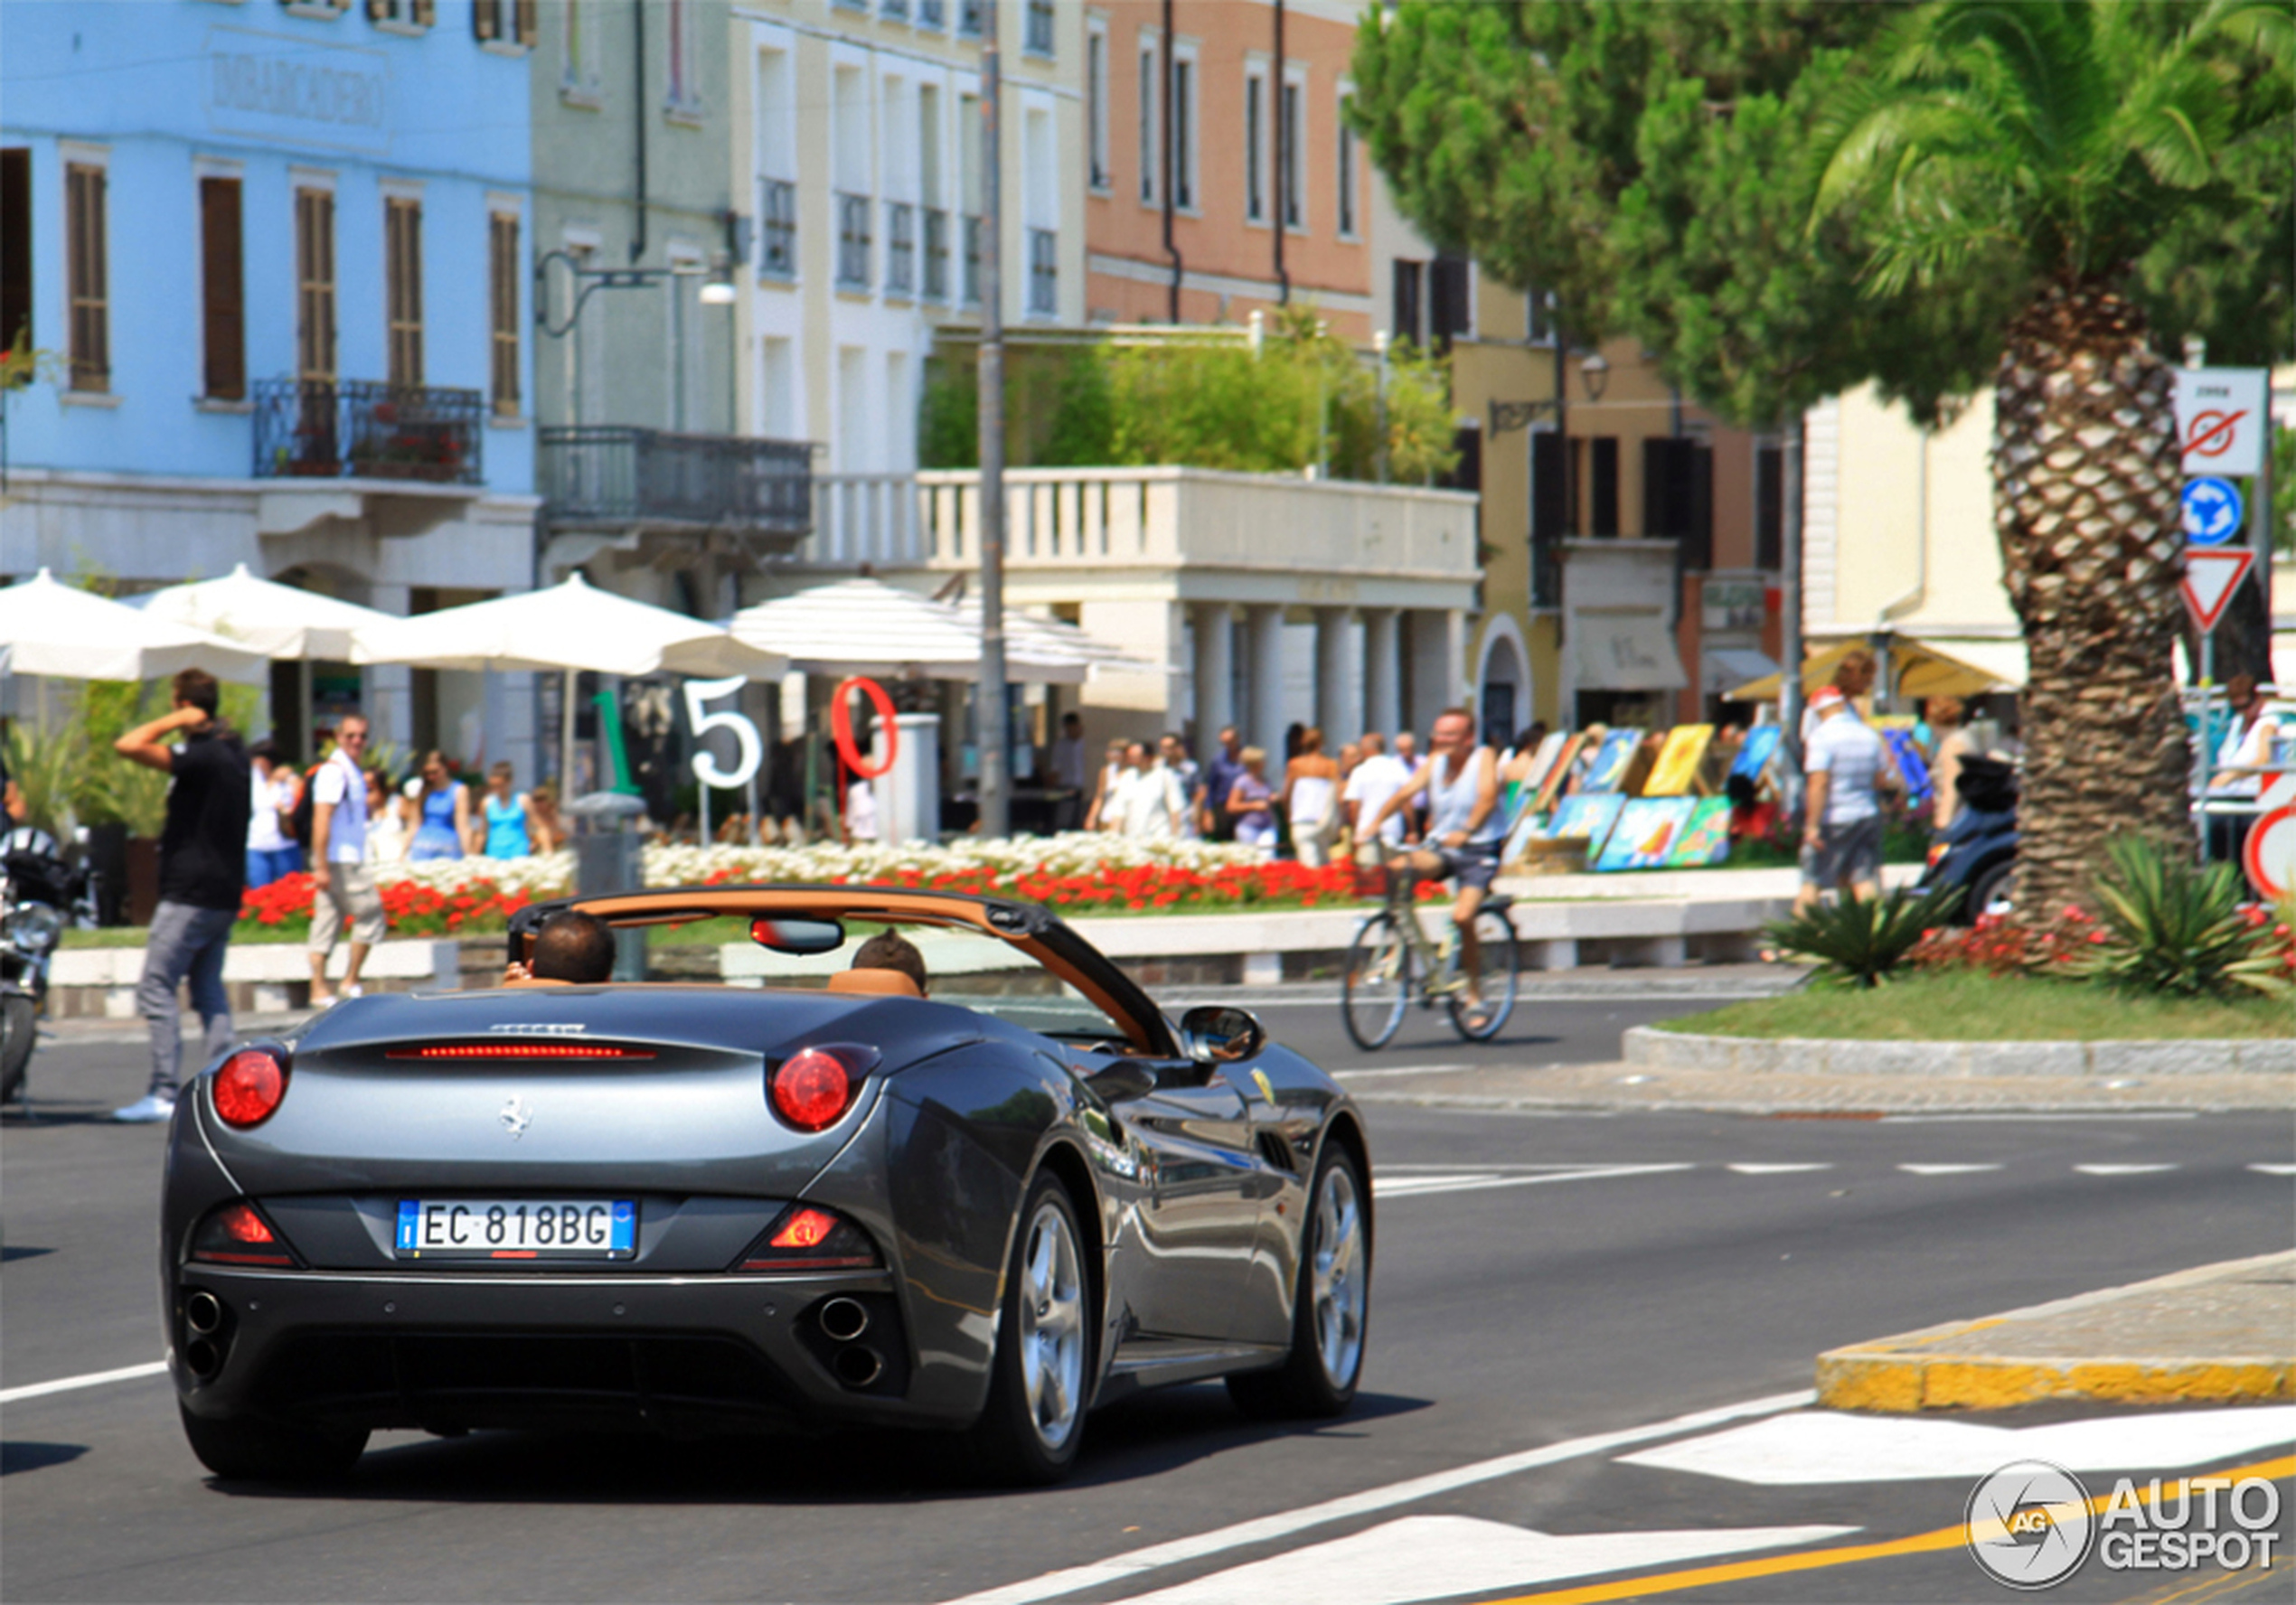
1817 1251 2296 1413
1627 1026 2296 1077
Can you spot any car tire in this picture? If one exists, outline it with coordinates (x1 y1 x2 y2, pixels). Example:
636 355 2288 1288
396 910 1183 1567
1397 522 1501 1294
1228 1142 1369 1421
965 1170 1095 1487
178 1404 368 1483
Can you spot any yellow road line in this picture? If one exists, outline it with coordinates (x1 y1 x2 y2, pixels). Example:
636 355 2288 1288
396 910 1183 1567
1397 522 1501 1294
1485 1455 2296 1605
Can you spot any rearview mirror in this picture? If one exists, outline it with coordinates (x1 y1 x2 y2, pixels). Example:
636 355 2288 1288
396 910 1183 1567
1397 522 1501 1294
1179 1005 1266 1065
749 916 847 956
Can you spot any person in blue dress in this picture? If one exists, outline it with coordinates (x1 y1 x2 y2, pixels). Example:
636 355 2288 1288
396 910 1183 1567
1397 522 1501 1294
408 751 474 861
481 762 532 859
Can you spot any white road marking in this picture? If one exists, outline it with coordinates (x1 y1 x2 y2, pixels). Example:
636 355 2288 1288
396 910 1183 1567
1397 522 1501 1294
1372 1163 1697 1200
1726 1163 1835 1174
0 1358 168 1405
2248 1163 2296 1176
2074 1163 2179 1176
1109 1514 1858 1605
1617 1405 2296 1487
1331 1064 1479 1081
1881 1112 2197 1122
1896 1163 2003 1175
938 1389 1816 1605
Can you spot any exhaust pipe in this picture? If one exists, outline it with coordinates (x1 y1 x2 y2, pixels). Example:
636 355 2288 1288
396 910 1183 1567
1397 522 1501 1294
818 1297 870 1342
833 1346 883 1388
183 1338 221 1379
184 1290 224 1336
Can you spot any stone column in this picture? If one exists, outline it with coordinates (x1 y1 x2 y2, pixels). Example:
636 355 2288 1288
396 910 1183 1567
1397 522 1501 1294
1244 604 1286 752
1407 609 1465 735
363 583 413 753
1313 607 1355 746
1193 603 1236 743
1362 607 1402 742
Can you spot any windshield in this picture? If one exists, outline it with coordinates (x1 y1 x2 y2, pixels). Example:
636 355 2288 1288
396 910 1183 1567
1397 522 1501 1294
638 915 1129 1041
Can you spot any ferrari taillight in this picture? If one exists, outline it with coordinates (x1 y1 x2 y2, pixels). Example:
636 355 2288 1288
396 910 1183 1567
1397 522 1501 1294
212 1049 287 1128
737 1203 881 1272
767 1044 879 1131
188 1201 297 1268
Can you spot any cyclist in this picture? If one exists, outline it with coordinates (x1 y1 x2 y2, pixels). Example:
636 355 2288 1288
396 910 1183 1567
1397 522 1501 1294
1366 708 1505 1029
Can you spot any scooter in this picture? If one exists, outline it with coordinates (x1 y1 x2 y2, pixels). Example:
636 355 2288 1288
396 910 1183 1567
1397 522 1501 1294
1918 756 2018 924
1 828 81 1106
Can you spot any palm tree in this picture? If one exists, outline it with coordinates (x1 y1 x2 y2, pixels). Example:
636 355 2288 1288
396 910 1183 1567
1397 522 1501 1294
1810 0 2291 921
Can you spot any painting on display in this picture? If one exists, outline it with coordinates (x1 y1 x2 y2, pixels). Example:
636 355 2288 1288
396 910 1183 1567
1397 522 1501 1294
1548 793 1627 857
1728 725 1783 784
1878 727 1935 809
1642 725 1715 796
1533 733 1589 812
1665 797 1736 868
1517 731 1570 799
1597 797 1698 871
1580 729 1646 793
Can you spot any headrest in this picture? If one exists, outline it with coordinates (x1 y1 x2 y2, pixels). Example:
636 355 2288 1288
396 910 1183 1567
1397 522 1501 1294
825 967 925 1000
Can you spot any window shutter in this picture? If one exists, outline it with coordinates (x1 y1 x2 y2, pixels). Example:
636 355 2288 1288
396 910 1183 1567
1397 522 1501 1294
200 177 246 401
414 0 435 25
515 0 537 46
365 0 388 20
473 0 497 42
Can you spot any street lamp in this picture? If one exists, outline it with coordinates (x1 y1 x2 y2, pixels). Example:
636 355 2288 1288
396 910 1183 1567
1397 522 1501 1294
1579 351 1611 402
698 253 739 306
534 249 741 333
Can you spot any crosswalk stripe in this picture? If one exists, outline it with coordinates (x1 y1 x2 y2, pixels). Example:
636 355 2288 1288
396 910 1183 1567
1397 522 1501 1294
2247 1163 2296 1176
1373 1164 1697 1200
0 1358 169 1405
2074 1163 2178 1175
1725 1163 1834 1175
1896 1163 2002 1175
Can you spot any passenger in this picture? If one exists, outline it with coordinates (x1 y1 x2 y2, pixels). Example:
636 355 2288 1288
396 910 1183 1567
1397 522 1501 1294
502 910 617 986
848 931 928 997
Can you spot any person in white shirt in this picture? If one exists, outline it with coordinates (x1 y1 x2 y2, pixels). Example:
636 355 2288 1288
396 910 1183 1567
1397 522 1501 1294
1158 733 1203 840
2207 674 2282 864
244 739 302 888
1283 727 1342 867
1795 686 1899 913
1106 741 1185 840
306 716 386 1006
845 775 880 844
1342 733 1414 859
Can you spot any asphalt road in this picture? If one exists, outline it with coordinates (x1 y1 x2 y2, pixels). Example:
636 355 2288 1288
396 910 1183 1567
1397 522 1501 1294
5 1003 2291 1605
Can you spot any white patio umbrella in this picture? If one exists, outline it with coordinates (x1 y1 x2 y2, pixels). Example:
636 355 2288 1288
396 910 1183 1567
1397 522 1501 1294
132 562 392 660
0 568 268 682
351 573 786 793
729 577 1096 683
947 598 1170 680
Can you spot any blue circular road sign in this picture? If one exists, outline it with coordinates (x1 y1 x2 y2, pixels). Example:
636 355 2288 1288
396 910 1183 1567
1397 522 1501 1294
2182 476 2244 547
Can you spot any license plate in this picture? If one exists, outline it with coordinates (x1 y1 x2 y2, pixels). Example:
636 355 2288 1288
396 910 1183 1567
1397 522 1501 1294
395 1199 637 1260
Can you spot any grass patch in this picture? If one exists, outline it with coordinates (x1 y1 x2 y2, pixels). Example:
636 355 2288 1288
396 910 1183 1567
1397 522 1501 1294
1659 970 2294 1041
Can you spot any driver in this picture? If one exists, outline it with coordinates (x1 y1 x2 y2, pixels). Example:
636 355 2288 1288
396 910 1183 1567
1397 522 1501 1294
502 911 617 986
1366 708 1504 1028
850 931 928 997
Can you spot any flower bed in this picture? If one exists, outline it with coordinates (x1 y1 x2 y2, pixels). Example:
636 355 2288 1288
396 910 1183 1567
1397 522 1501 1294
240 835 1430 938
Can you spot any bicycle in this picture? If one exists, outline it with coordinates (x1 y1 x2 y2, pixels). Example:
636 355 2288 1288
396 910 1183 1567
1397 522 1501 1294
1341 840 1519 1050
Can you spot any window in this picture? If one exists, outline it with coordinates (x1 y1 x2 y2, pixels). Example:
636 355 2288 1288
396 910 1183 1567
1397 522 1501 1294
836 192 871 289
385 195 422 387
665 0 699 112
65 161 108 392
1028 228 1057 316
1136 41 1160 205
1755 445 1783 572
488 211 519 416
917 0 944 27
1171 51 1196 210
1086 20 1109 192
472 0 535 46
200 177 246 400
1589 436 1619 536
1280 76 1303 230
963 212 982 305
1428 254 1470 352
1526 286 1555 346
958 0 982 37
1244 69 1266 223
1335 92 1357 238
886 202 915 295
1390 258 1422 349
1024 0 1054 57
757 178 796 278
1 150 28 361
923 206 949 299
295 187 336 383
560 0 599 93
881 0 908 20
367 0 435 30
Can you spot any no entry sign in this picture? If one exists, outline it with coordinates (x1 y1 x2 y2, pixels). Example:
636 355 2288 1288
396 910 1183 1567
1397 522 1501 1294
2174 369 2268 476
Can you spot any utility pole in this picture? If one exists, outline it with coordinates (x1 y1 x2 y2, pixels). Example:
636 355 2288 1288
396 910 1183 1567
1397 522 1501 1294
1779 415 1807 812
974 0 1011 840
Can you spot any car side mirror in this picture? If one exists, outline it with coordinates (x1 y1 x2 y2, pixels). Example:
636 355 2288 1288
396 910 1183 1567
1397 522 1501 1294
1180 1005 1266 1065
1082 1062 1155 1103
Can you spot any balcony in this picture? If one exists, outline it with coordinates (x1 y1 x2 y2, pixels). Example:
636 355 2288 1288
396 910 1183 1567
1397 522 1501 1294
835 192 872 290
253 379 485 485
757 178 796 279
539 427 814 554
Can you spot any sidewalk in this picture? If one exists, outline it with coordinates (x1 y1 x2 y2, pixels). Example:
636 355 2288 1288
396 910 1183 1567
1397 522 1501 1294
1817 1251 2296 1411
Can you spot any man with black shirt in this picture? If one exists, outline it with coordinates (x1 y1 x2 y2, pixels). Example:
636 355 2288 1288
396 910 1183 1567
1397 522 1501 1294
111 669 249 1123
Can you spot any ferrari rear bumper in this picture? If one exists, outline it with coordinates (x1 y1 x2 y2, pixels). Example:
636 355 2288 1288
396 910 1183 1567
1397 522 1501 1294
169 1264 960 1436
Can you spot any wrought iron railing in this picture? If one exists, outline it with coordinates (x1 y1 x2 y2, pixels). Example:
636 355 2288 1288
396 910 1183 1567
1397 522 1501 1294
1028 228 1057 315
923 207 950 301
252 379 485 484
885 202 916 296
757 178 796 279
835 192 871 289
539 427 812 541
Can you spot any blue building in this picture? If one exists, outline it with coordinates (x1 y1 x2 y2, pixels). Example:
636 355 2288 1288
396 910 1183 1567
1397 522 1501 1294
2 0 539 774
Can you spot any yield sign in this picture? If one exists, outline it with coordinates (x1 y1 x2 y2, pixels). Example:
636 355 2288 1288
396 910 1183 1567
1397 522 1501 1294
2180 548 2254 634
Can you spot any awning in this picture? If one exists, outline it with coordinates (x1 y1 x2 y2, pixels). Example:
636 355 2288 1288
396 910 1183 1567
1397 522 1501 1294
1703 648 1782 697
1727 635 2023 702
1573 608 1689 691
